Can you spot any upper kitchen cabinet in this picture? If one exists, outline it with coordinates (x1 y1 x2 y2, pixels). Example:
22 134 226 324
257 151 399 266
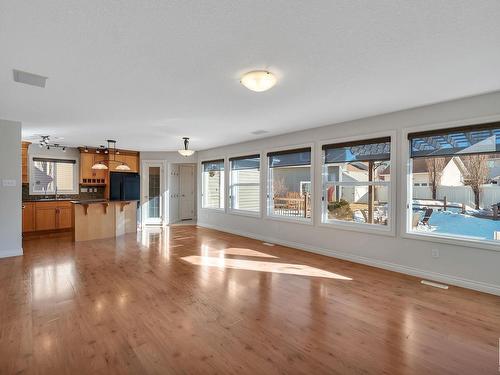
21 141 31 184
109 152 140 172
79 151 107 185
79 148 140 185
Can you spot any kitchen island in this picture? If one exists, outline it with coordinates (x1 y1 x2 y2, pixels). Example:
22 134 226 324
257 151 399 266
72 200 138 242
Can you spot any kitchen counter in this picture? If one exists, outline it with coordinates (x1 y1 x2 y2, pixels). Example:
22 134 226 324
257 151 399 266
72 200 138 242
23 198 74 202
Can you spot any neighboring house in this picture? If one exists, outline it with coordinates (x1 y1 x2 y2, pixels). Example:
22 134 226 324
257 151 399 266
380 157 467 187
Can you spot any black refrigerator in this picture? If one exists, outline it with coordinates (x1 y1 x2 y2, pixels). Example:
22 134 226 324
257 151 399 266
109 172 140 201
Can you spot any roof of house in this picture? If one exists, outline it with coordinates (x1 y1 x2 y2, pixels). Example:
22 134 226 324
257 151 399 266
380 157 468 175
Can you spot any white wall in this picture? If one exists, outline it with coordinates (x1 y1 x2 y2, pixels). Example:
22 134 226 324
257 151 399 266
0 119 22 258
197 91 500 295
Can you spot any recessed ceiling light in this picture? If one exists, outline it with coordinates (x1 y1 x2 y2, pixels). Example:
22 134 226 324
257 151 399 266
240 70 277 92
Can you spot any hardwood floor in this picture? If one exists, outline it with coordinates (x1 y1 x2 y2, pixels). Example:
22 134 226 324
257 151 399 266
1 226 499 374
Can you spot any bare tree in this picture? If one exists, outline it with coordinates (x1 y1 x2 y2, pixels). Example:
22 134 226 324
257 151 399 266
425 157 446 199
462 155 489 209
273 176 288 198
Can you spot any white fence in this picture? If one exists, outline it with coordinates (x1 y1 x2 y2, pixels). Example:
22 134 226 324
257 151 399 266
413 185 500 208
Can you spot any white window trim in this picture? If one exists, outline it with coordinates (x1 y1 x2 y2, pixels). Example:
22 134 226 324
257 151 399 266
199 157 226 212
400 113 500 253
265 142 314 225
227 151 262 217
317 131 396 236
29 156 79 195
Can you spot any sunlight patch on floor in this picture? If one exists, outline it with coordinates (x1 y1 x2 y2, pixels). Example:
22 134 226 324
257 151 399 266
181 255 352 280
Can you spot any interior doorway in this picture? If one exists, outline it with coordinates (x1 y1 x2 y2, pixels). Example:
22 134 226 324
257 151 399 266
142 161 165 226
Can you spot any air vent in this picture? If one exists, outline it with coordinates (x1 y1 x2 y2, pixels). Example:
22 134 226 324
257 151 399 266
13 69 48 88
251 130 269 135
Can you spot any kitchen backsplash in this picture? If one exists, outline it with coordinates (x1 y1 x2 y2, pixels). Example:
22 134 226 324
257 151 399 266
22 184 106 201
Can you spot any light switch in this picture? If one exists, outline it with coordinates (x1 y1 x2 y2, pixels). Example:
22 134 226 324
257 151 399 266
2 179 17 187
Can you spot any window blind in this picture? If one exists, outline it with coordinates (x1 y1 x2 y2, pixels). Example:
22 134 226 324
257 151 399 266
202 159 224 172
267 148 311 168
322 137 391 163
229 155 260 170
408 122 500 158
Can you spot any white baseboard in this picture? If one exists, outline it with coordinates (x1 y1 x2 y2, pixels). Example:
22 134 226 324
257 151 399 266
197 222 500 296
0 248 23 259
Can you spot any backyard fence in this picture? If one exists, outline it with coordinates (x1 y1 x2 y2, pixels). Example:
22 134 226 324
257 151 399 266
413 184 500 209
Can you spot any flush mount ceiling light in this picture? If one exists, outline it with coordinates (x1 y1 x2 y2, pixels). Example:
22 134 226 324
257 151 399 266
178 137 195 157
240 70 277 92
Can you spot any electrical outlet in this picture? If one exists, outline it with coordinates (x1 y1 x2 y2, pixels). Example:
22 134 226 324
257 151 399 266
431 249 440 258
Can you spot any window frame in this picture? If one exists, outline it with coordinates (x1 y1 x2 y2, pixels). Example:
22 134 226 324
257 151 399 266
265 143 314 225
318 132 396 236
401 115 500 252
29 156 79 195
227 152 262 217
200 157 226 211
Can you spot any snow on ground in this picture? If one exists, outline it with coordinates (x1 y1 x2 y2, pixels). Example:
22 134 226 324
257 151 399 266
415 210 500 240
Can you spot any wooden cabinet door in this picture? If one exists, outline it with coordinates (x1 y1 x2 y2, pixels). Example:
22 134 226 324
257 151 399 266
22 203 35 232
80 152 94 182
93 154 108 181
21 142 31 184
57 207 73 229
35 207 57 231
126 154 139 172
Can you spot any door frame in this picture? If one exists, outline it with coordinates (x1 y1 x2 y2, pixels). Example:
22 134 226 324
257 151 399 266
141 160 167 227
179 164 196 221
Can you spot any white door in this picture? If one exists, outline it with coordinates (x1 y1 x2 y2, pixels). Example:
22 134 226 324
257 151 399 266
180 165 195 220
142 162 164 226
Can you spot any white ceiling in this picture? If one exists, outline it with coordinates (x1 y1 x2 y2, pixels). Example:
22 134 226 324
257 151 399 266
1 1 500 151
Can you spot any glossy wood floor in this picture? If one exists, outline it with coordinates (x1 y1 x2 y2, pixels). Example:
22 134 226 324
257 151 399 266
1 226 500 374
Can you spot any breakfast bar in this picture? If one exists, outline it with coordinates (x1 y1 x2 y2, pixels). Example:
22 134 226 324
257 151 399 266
72 200 138 242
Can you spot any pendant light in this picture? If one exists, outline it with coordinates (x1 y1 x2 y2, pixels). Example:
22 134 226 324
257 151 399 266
178 137 195 157
91 140 130 170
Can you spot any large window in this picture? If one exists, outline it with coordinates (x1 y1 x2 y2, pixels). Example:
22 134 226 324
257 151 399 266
267 148 312 220
201 159 225 209
229 155 260 213
322 137 391 227
31 157 77 194
408 122 500 243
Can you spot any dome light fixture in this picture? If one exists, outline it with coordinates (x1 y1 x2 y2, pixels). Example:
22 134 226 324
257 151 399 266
116 163 131 171
178 137 195 157
240 70 277 92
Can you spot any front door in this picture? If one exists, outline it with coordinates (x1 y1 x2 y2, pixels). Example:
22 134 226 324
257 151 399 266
142 162 164 226
180 165 195 220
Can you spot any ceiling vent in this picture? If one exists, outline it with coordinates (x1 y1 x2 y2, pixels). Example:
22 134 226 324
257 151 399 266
13 69 48 88
251 130 269 135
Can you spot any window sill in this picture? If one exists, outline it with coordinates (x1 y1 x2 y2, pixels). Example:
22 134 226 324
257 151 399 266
401 231 500 253
228 209 261 219
264 214 313 226
318 220 395 237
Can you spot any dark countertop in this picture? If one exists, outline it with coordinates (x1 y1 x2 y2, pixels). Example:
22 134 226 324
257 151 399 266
71 199 139 205
23 198 74 203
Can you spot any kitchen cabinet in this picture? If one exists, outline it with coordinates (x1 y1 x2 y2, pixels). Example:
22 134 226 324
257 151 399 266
125 154 139 172
57 206 73 229
21 141 31 184
33 201 73 232
35 204 58 231
80 152 106 184
22 202 35 233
